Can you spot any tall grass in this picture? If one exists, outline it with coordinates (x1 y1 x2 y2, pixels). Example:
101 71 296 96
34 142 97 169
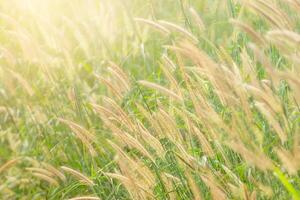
0 0 299 199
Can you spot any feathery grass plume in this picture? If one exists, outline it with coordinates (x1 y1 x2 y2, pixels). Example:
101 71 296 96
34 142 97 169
185 170 203 200
0 158 20 174
218 46 235 66
26 167 55 177
158 20 199 43
240 48 256 81
96 75 124 100
61 166 95 186
1 0 300 199
61 16 91 58
221 165 242 186
228 140 273 171
109 141 156 187
254 101 287 143
189 7 206 32
230 183 256 200
246 0 292 30
173 42 231 104
134 103 165 137
155 107 184 144
107 141 156 199
200 174 227 200
249 43 287 78
267 29 300 43
136 121 164 156
287 0 300 13
191 125 214 157
243 184 257 200
95 96 137 132
266 30 300 54
138 80 182 101
275 147 300 175
7 70 34 96
31 172 59 186
247 43 296 90
162 54 177 71
230 19 265 46
68 196 101 200
59 118 97 156
134 18 170 34
105 171 155 199
114 130 155 161
244 83 283 114
104 172 145 199
42 163 66 182
107 61 131 91
159 61 182 98
95 61 131 100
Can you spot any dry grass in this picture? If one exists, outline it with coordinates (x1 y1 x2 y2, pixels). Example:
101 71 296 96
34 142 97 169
0 0 299 199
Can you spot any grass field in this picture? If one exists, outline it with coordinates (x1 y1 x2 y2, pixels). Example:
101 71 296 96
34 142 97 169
0 0 300 199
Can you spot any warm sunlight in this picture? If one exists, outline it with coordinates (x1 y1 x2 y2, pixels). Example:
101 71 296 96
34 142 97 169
0 0 121 64
1 0 299 199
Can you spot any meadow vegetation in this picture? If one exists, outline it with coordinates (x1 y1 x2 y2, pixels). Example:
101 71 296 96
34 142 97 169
0 0 300 199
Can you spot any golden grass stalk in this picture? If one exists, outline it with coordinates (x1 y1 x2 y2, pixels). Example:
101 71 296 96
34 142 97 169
159 61 183 98
61 166 95 186
287 0 300 13
192 125 214 157
158 20 198 43
95 97 137 133
100 61 131 96
134 18 170 34
104 172 131 184
59 119 95 141
228 140 273 171
156 108 184 144
137 122 164 155
107 67 130 91
26 167 54 177
104 172 142 199
116 131 155 161
185 170 203 200
108 141 156 194
0 158 20 174
162 55 177 71
266 30 300 52
105 172 155 199
189 7 206 32
96 75 124 100
200 174 227 200
138 80 182 101
275 147 299 175
42 163 66 182
8 70 34 96
254 101 287 143
32 172 59 186
107 61 129 83
59 118 97 156
266 30 300 43
230 19 265 46
247 0 292 30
